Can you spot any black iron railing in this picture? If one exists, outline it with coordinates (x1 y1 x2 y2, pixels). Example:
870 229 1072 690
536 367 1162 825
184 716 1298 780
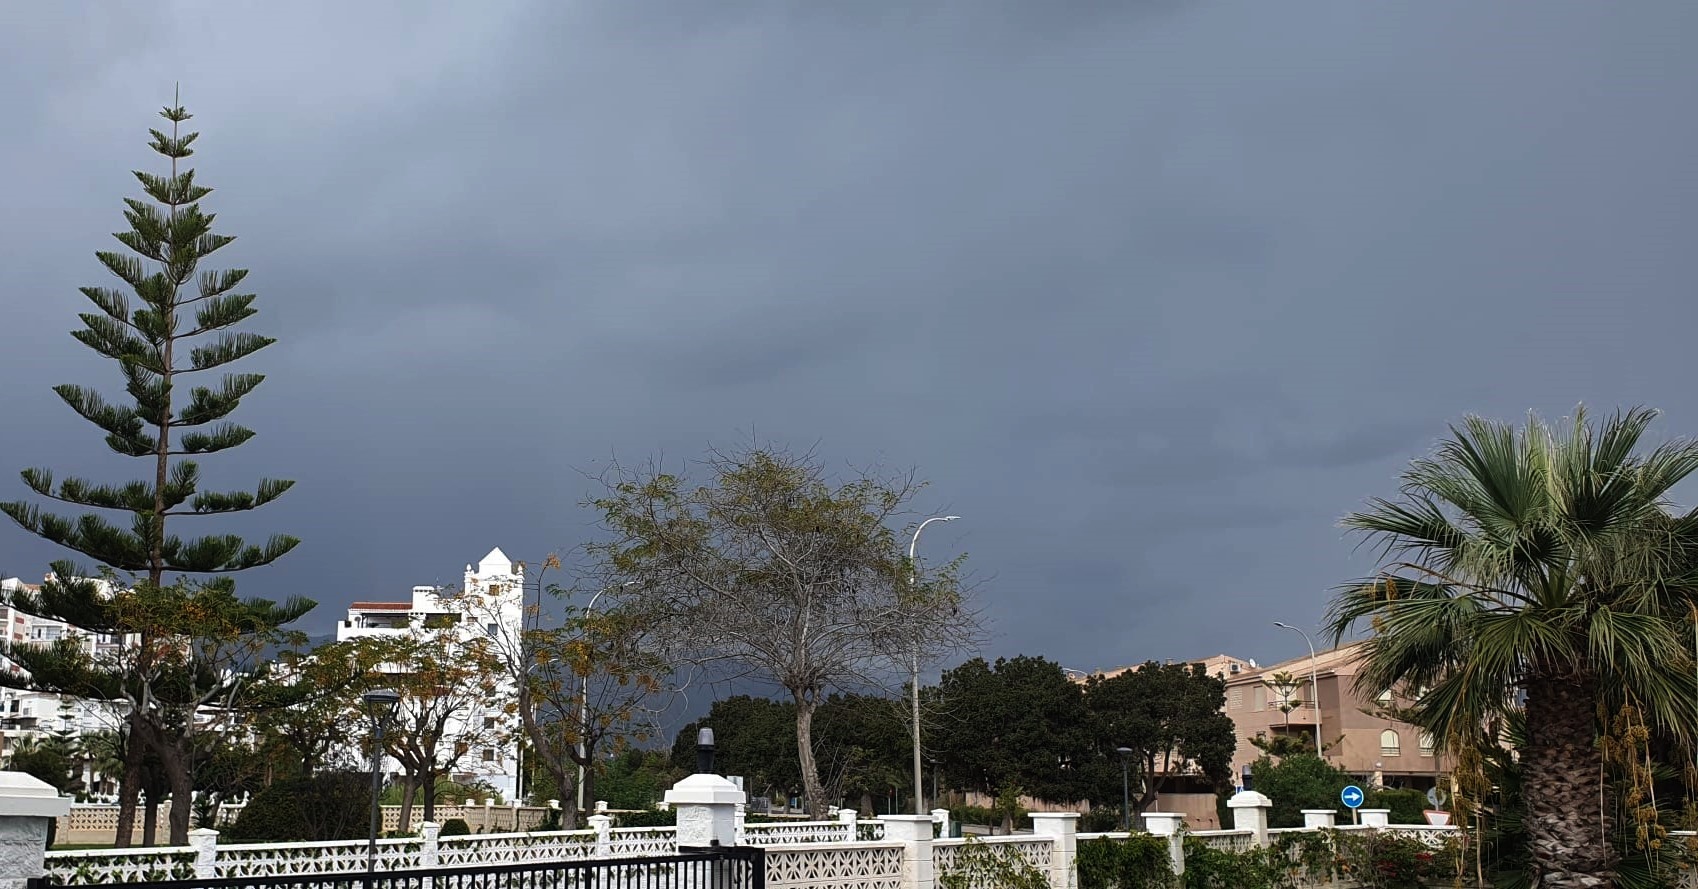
27 846 766 889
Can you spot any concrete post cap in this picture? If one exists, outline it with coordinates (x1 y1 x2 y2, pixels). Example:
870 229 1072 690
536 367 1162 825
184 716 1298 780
0 771 70 818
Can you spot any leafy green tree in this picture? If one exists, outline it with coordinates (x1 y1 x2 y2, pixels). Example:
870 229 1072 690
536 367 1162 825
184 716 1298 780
673 696 802 802
1247 753 1350 828
8 735 79 794
1326 407 1698 889
932 656 1090 805
594 749 680 810
593 446 978 817
0 99 307 845
816 693 910 815
1083 662 1236 814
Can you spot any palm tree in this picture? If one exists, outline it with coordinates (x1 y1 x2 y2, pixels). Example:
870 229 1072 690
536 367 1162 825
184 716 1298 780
1326 407 1698 889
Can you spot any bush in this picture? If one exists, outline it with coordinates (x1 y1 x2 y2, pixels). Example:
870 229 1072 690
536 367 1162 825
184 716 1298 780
440 818 471 836
1247 754 1350 828
226 773 370 841
1078 834 1175 889
947 804 999 829
614 808 677 828
937 837 1048 889
1078 808 1123 833
1367 788 1430 825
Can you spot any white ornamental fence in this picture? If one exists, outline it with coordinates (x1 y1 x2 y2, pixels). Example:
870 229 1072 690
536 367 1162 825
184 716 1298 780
54 801 562 846
40 793 1518 889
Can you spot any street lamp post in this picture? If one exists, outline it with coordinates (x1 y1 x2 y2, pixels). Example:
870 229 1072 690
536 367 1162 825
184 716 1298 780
361 688 401 872
1273 622 1323 756
1116 746 1134 831
578 581 636 814
908 515 959 814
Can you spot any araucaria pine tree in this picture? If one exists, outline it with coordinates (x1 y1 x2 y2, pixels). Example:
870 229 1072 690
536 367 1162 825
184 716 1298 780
0 100 308 846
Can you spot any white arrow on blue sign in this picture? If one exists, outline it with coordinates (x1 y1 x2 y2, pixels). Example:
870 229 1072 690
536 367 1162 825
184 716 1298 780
1341 785 1365 808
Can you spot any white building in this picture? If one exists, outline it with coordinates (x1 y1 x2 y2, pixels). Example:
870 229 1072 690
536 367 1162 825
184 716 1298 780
335 547 527 800
0 575 125 790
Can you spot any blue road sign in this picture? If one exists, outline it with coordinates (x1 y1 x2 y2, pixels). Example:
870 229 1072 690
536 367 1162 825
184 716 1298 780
1341 785 1365 809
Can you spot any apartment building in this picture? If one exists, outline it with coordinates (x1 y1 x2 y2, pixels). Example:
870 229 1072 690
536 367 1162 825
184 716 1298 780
1223 641 1444 792
335 547 526 799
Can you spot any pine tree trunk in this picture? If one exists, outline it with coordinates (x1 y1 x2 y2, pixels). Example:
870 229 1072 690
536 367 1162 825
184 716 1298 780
1523 673 1614 889
161 738 193 846
793 695 826 819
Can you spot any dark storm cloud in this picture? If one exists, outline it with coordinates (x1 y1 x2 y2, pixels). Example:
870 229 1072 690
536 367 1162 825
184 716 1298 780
5 1 1698 696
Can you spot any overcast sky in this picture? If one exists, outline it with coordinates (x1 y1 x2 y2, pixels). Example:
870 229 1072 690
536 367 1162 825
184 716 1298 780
3 2 1698 680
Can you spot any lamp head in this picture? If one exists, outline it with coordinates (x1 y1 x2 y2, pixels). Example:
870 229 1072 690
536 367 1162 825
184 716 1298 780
1273 621 1294 630
361 688 401 729
1116 746 1133 758
696 727 716 774
942 515 961 522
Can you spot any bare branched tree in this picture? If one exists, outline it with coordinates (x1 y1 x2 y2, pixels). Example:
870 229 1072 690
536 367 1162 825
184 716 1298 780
589 444 981 817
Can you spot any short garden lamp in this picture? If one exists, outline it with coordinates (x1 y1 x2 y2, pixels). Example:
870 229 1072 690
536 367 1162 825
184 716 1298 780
1116 746 1134 831
361 688 401 872
696 727 716 774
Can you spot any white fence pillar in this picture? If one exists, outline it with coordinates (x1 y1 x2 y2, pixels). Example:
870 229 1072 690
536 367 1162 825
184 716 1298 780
837 806 858 841
734 803 747 845
189 828 219 878
930 808 950 839
588 814 613 857
883 815 936 889
664 774 741 848
1141 812 1186 877
1301 809 1337 830
1359 808 1391 828
0 772 70 889
1030 813 1079 889
419 822 440 868
1227 791 1272 847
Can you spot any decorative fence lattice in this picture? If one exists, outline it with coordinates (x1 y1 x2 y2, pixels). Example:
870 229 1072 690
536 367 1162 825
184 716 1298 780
434 830 597 868
39 848 196 886
1192 829 1256 853
763 842 905 889
935 837 1052 873
742 821 854 844
214 837 421 878
608 826 677 858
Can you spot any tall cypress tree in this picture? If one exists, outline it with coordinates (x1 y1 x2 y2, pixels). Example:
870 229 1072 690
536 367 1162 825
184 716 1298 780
0 98 307 846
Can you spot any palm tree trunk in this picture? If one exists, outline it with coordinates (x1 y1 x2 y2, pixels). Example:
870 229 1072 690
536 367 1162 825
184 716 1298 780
1523 674 1614 889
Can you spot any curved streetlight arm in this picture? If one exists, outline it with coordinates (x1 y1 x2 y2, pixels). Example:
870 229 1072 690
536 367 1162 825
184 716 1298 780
1273 622 1323 756
906 515 960 815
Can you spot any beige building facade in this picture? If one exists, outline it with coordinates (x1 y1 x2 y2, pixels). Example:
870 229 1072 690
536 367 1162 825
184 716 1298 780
1222 641 1445 792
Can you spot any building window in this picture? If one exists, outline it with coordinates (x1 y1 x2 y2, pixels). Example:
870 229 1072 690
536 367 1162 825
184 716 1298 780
1419 733 1436 757
1228 688 1242 710
482 748 497 762
484 717 497 730
1380 730 1401 757
486 622 499 636
1252 686 1266 711
488 584 503 595
1376 689 1393 707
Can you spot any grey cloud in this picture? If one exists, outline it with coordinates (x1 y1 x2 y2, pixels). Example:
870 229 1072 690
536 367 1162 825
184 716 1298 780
3 1 1698 690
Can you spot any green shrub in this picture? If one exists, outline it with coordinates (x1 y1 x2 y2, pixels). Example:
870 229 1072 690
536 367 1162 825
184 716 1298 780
439 818 471 837
614 808 677 827
1078 808 1123 833
225 773 371 841
1367 788 1431 825
937 837 1048 889
947 804 999 829
1078 834 1175 889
